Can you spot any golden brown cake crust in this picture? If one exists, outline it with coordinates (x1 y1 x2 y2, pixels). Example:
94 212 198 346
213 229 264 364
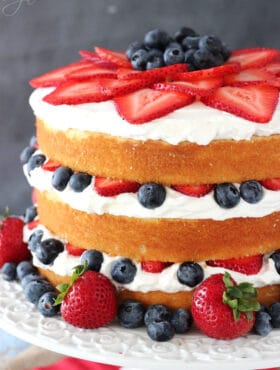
38 267 280 310
36 189 280 263
37 118 280 185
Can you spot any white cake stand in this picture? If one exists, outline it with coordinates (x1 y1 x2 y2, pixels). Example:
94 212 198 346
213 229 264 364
0 277 280 370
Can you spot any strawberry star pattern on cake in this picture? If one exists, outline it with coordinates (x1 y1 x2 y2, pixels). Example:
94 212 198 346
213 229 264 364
3 26 280 341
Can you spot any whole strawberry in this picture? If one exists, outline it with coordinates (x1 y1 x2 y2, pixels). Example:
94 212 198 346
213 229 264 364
56 264 117 329
0 215 30 267
191 272 260 339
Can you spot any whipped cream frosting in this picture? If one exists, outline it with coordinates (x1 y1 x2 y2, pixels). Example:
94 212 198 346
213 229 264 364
24 224 280 294
30 88 280 146
24 160 280 221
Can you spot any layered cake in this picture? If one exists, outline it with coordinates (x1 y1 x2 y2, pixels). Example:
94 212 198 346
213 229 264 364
20 28 280 318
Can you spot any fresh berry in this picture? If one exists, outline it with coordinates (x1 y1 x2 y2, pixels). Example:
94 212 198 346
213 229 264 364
174 27 198 43
58 266 117 329
270 251 280 274
0 216 30 268
253 311 272 336
224 68 274 86
131 49 149 71
21 272 44 288
27 154 46 174
144 304 172 325
35 238 64 265
144 29 170 50
24 205 37 223
79 50 117 69
177 262 204 287
228 48 280 70
214 183 240 208
260 178 280 190
24 278 54 305
118 300 146 328
141 261 170 273
20 146 36 165
176 63 240 81
268 302 280 328
126 41 146 60
27 219 39 231
201 85 279 123
117 64 187 81
52 166 73 191
81 249 104 272
100 78 150 97
263 62 280 75
137 182 166 209
240 180 263 203
69 172 92 192
111 258 137 284
94 176 140 197
29 136 38 148
28 229 43 252
41 159 61 172
184 49 196 69
207 254 263 275
65 243 86 257
16 260 36 280
32 189 37 204
146 49 164 70
191 272 260 339
1 262 17 281
199 35 223 54
163 44 185 66
66 65 117 80
192 48 217 69
181 36 200 50
38 292 61 317
95 47 131 68
146 321 175 342
171 183 214 197
171 308 193 334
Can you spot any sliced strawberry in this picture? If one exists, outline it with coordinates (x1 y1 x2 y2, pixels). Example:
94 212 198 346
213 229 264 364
43 80 111 105
79 50 117 69
141 261 171 273
27 219 39 230
117 64 188 81
175 63 240 81
41 159 61 172
228 48 280 70
95 47 131 68
154 77 223 96
29 60 94 88
114 88 195 124
65 243 86 256
201 84 279 123
94 176 140 196
267 77 280 89
100 78 151 97
263 62 280 76
66 65 117 81
224 68 274 86
260 178 280 190
32 189 37 204
206 254 263 275
172 183 214 197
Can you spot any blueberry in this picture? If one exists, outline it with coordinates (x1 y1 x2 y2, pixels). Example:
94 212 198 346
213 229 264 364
144 29 170 50
199 35 223 53
24 205 37 223
126 41 145 60
192 49 216 70
111 258 137 284
20 146 36 165
184 49 196 69
38 291 60 317
177 262 204 287
253 311 273 336
214 183 241 208
21 272 44 288
81 249 103 272
1 262 17 281
258 303 269 313
16 261 37 280
171 308 192 334
29 135 38 148
240 181 263 204
181 36 200 50
268 302 280 328
270 251 280 274
27 154 46 173
118 300 146 328
28 230 44 252
24 279 54 305
174 27 198 43
52 166 73 191
137 183 166 209
163 45 185 66
69 172 92 192
146 49 164 70
35 238 64 265
131 49 149 71
146 321 175 341
144 304 172 325
221 43 231 61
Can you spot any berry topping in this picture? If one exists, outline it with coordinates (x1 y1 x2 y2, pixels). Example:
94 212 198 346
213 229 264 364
198 35 224 54
79 50 117 69
270 251 280 274
171 183 214 197
268 302 280 328
52 166 73 191
163 44 185 66
111 258 137 284
214 183 240 208
114 88 194 124
1 262 17 281
95 47 131 68
126 41 146 60
66 65 117 81
24 278 54 305
260 178 280 190
131 49 149 71
146 321 175 342
207 254 263 275
16 260 37 280
263 62 280 75
28 229 43 252
177 262 204 287
144 304 172 325
94 176 140 197
201 84 279 123
117 63 187 81
100 77 150 96
224 68 274 86
38 291 61 317
137 182 166 209
35 238 64 265
144 29 170 50
65 243 86 257
176 63 240 81
192 272 260 339
27 219 39 231
21 272 44 288
41 159 61 172
141 261 170 273
174 27 198 43
228 47 280 70
69 172 92 192
171 308 193 334
27 154 46 174
240 180 263 203
24 205 37 223
118 300 146 329
80 249 104 272
20 146 36 165
253 311 272 336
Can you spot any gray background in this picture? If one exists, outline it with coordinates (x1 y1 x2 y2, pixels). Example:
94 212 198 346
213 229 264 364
0 0 279 214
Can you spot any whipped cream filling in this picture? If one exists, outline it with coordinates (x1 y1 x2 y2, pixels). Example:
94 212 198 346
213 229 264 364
30 88 280 146
24 161 280 221
24 223 280 294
